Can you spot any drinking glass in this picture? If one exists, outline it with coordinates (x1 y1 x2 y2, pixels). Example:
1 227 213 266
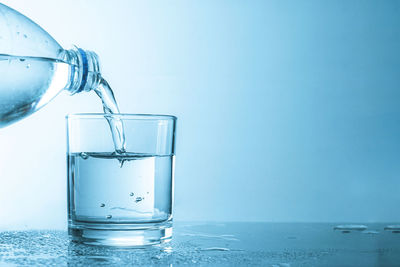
66 113 176 246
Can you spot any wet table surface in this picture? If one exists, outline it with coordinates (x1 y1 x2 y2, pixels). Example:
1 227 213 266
0 222 400 266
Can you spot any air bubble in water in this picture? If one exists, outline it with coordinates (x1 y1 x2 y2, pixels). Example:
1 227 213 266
80 152 89 159
26 64 30 69
100 203 105 207
129 192 134 197
135 197 144 203
19 58 25 62
119 159 125 168
106 215 112 219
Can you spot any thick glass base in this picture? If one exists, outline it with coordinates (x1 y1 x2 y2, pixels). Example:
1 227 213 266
68 220 172 247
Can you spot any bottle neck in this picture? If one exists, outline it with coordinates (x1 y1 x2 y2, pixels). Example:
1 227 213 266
61 47 101 94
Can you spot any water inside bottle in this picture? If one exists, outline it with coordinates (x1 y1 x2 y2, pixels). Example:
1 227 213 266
0 54 71 127
0 53 126 153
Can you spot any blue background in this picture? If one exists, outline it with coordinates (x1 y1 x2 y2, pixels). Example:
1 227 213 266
0 0 399 229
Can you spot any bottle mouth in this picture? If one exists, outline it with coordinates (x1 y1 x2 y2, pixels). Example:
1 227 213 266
75 48 88 93
62 47 101 95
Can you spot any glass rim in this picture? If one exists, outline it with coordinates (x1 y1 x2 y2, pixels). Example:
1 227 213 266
66 113 177 120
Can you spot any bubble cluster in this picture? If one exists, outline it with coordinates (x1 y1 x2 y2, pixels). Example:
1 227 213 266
135 197 144 203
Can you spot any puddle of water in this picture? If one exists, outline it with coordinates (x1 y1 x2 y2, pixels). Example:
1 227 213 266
384 225 400 231
272 263 291 267
180 232 239 241
86 255 120 263
383 225 400 234
333 225 367 232
362 230 379 235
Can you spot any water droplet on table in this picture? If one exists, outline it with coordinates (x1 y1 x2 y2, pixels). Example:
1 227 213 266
333 225 367 232
162 246 173 253
201 247 230 251
384 225 400 231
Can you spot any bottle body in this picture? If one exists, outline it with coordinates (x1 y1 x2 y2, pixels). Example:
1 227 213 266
0 3 100 127
0 54 69 127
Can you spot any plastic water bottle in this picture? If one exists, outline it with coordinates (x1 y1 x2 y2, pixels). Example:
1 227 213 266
0 3 102 128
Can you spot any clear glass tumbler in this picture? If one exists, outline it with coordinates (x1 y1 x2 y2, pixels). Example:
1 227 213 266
66 114 176 246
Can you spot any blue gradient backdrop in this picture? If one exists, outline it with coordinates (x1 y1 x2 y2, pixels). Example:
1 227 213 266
0 0 399 229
